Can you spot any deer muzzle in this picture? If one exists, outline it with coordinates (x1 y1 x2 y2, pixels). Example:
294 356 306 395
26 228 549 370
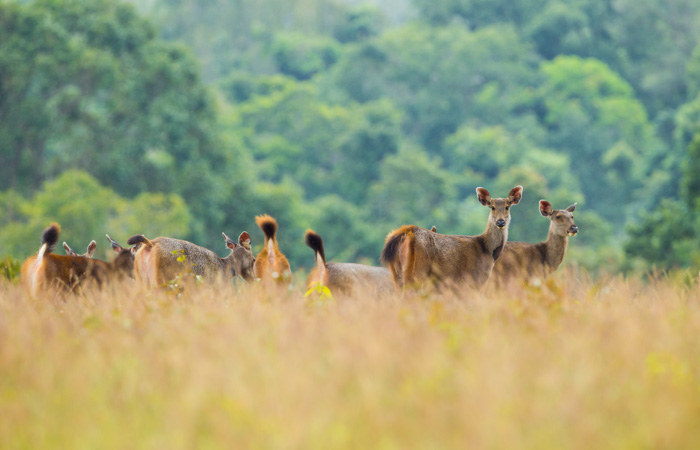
496 219 506 229
568 225 579 236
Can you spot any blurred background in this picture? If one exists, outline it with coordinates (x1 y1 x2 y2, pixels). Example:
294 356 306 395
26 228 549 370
1 0 699 274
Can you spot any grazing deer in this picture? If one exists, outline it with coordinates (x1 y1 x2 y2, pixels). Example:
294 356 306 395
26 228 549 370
126 231 255 287
381 186 523 290
305 230 394 297
491 200 578 284
63 240 97 258
21 223 135 297
254 215 291 283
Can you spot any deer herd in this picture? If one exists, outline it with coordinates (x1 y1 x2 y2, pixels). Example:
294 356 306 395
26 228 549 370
20 186 580 298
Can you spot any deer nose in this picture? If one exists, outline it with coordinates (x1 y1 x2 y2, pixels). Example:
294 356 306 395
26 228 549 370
496 219 506 229
568 225 579 236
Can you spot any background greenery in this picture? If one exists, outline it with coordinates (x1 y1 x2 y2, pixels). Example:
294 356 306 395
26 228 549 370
1 0 699 271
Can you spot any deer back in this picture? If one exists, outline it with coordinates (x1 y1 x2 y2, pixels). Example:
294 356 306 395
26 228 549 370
492 241 550 284
134 237 226 286
324 263 395 297
27 254 100 295
383 226 499 289
415 228 496 287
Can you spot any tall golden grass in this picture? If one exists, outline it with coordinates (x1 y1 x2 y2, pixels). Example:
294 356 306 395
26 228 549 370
2 270 700 449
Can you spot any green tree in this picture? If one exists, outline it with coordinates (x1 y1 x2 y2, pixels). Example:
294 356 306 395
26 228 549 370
625 200 697 269
0 170 191 260
306 195 384 265
369 146 459 230
537 56 660 222
414 0 700 119
333 4 386 44
130 0 347 81
224 74 402 203
0 0 234 247
413 0 549 28
625 132 700 269
331 23 540 149
270 32 341 80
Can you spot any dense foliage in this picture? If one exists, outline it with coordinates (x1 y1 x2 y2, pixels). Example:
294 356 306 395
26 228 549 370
2 0 699 271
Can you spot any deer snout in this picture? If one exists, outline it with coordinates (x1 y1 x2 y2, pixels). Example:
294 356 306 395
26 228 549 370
568 225 579 236
496 219 506 229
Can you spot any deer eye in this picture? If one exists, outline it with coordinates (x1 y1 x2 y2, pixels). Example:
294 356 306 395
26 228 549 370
505 206 509 210
491 206 495 211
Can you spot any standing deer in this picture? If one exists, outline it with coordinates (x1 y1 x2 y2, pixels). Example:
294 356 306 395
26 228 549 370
126 231 255 287
21 223 135 297
254 215 291 283
491 200 578 284
304 230 394 297
381 186 523 290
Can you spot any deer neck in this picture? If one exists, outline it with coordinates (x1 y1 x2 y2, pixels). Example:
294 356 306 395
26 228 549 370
544 225 569 269
482 220 508 258
221 253 236 272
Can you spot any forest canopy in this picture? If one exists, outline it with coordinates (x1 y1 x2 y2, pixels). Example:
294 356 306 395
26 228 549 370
2 0 700 272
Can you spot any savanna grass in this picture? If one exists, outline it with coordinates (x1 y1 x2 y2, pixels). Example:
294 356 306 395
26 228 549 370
1 270 700 449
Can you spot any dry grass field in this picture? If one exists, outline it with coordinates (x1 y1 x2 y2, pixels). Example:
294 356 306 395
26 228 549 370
2 270 700 449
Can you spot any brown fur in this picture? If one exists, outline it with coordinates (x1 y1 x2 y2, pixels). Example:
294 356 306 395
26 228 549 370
305 230 393 297
21 224 134 298
254 215 291 283
128 232 254 287
492 201 578 285
381 186 523 290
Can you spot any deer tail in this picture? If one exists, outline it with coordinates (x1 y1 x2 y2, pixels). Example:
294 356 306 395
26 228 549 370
126 235 154 247
38 223 60 261
256 215 278 242
381 226 416 288
305 229 326 267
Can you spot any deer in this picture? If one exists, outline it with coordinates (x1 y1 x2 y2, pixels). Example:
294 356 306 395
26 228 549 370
381 186 523 290
63 240 97 258
304 230 394 297
254 214 292 283
21 223 135 297
126 231 255 287
62 234 135 277
491 200 578 285
104 234 137 278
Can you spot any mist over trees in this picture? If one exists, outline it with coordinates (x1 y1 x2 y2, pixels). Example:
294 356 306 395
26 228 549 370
2 0 700 271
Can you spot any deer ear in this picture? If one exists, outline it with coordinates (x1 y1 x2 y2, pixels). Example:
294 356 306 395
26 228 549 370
86 240 97 258
508 185 523 205
105 234 123 253
476 187 491 206
238 231 252 251
222 232 237 250
430 226 437 232
539 200 553 217
566 202 577 213
63 242 74 255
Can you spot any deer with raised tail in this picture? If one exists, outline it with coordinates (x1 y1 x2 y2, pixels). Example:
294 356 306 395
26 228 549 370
254 215 292 284
21 223 135 297
381 186 523 290
304 230 394 297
